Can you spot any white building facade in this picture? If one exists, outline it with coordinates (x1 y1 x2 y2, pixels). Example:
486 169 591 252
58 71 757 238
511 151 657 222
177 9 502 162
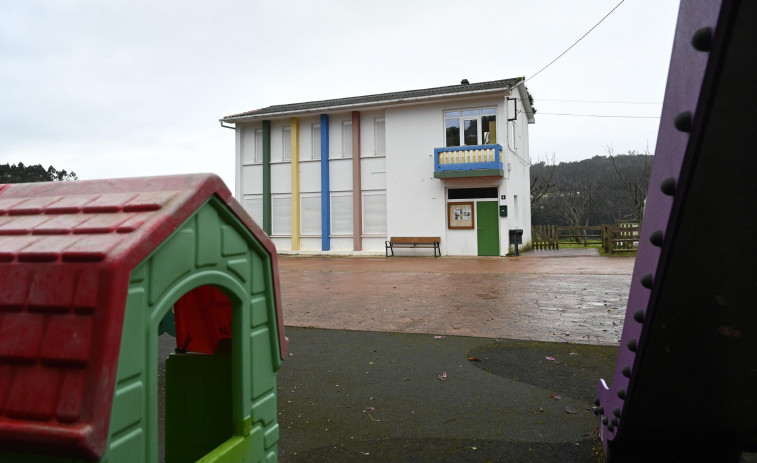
221 77 535 256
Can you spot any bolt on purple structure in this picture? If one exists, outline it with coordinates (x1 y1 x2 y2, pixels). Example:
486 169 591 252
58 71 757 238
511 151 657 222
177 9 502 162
596 0 757 461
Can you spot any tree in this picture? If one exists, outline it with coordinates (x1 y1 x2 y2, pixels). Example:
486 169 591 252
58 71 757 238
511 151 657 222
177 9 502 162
0 163 78 184
608 149 652 222
530 153 557 207
549 179 595 229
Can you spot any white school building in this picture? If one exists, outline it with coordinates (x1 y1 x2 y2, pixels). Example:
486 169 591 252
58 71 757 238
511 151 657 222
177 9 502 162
220 77 535 256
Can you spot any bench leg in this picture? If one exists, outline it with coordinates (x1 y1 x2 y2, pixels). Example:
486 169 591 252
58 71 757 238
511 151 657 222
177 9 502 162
434 242 440 258
385 241 394 257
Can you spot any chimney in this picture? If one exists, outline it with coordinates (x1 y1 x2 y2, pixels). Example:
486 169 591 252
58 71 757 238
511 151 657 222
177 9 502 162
460 79 470 85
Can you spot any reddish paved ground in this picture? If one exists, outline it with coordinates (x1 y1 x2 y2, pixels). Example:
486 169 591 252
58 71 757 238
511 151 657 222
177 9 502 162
278 249 635 345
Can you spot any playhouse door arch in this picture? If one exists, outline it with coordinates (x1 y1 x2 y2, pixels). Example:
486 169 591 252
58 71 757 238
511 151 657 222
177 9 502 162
148 275 250 463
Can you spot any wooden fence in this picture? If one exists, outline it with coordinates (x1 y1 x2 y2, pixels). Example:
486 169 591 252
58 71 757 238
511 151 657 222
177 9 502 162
530 224 641 254
532 225 558 250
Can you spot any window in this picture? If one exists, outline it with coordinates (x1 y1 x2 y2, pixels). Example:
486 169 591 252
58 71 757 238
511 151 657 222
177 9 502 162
244 196 263 226
342 121 353 158
375 118 385 155
282 126 291 161
331 194 353 235
312 124 321 160
255 128 263 163
445 108 496 147
300 195 321 235
272 196 291 236
363 193 387 235
242 127 255 164
448 187 498 199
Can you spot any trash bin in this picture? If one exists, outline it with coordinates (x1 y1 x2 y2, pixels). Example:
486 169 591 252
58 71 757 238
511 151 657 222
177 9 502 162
509 229 524 256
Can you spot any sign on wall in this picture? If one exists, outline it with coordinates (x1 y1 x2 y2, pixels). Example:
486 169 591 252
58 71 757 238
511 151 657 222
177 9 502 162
448 201 474 229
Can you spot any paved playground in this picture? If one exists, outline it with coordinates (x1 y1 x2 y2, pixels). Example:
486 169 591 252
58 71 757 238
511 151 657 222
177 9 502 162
278 249 633 346
275 250 634 462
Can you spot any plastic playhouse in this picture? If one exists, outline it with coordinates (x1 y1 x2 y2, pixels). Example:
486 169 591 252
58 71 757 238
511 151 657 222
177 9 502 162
0 174 288 462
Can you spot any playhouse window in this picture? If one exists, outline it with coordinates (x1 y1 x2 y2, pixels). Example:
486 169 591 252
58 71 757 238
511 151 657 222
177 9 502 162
445 107 496 147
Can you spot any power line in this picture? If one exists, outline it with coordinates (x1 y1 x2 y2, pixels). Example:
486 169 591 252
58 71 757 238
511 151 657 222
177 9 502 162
539 98 662 105
538 112 660 119
526 0 626 84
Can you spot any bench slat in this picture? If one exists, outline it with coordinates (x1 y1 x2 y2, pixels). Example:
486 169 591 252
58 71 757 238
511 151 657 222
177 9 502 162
390 237 440 244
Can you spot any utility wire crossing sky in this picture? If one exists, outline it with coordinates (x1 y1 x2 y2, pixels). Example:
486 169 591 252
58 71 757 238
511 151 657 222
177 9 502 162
0 1 680 189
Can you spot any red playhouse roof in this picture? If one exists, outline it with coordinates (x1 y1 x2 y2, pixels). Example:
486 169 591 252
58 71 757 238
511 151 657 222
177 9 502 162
0 174 287 459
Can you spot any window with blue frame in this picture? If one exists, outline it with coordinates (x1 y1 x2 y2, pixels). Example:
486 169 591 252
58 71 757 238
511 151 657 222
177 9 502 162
445 108 497 147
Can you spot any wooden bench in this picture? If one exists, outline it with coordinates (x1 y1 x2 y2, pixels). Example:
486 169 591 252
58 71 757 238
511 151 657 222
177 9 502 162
385 237 441 258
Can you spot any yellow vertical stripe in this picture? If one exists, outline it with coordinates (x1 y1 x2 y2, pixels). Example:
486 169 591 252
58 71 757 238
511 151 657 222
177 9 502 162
290 117 300 250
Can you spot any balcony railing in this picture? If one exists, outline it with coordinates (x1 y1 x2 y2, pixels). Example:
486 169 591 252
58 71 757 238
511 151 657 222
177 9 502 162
433 144 504 178
434 145 505 178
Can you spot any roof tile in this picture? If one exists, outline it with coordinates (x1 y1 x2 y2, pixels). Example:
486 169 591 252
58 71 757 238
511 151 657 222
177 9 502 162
0 236 41 262
56 370 86 423
72 213 130 234
0 215 54 235
62 234 124 262
27 268 77 311
6 365 61 420
81 193 138 213
44 195 99 214
41 316 92 366
7 196 64 215
0 312 45 361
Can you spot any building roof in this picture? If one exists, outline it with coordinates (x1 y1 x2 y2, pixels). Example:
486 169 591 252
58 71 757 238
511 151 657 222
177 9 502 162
222 77 526 121
0 174 286 459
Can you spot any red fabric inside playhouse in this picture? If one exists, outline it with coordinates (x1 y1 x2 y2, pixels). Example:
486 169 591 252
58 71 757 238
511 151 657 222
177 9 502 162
173 286 232 354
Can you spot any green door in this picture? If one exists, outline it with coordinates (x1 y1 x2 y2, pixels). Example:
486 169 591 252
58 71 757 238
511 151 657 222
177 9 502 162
477 201 500 256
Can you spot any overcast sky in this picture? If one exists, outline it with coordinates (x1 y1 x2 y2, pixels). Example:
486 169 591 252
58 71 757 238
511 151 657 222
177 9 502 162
1 1 679 191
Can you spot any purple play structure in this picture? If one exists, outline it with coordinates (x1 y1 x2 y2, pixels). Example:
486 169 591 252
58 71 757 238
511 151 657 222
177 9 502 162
597 0 757 461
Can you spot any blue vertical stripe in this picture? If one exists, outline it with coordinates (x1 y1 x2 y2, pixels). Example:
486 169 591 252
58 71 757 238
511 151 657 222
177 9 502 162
320 114 330 251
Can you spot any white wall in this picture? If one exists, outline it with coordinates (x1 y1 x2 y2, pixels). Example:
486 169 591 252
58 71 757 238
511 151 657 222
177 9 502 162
233 86 533 256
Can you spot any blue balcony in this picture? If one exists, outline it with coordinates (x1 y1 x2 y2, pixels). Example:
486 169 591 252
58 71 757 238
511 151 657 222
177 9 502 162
433 144 504 178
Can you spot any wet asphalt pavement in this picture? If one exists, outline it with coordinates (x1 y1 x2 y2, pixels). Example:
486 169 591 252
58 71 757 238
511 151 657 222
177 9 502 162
276 327 616 462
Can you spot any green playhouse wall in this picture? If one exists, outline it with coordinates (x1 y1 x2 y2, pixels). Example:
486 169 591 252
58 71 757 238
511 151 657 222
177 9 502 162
1 198 283 463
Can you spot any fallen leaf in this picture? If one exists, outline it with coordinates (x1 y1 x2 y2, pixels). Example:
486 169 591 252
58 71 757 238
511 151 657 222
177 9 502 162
468 357 481 362
365 407 376 411
569 352 578 356
539 407 544 412
564 407 579 414
434 335 446 339
438 372 447 381
471 447 478 450
545 356 556 361
550 394 562 400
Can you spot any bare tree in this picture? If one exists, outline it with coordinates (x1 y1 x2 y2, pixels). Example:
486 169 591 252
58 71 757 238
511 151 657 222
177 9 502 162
530 153 557 207
550 179 595 230
608 148 652 222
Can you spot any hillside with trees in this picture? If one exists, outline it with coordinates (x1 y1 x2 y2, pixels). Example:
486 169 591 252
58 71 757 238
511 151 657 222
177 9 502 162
531 151 652 226
1 163 78 183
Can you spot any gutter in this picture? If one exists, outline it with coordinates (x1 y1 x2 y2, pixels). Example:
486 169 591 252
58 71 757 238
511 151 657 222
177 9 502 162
220 121 236 129
221 84 521 123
